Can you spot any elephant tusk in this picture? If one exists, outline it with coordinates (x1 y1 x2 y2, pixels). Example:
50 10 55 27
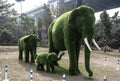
84 38 92 52
92 39 101 50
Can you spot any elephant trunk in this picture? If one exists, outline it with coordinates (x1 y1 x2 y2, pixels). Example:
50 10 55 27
57 52 65 61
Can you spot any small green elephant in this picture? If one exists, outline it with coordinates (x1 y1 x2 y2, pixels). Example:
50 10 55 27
18 34 40 63
35 52 64 72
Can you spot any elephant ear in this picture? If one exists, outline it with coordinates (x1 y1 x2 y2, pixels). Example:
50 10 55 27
47 54 52 63
24 35 30 43
30 34 40 42
24 35 33 44
69 8 78 25
47 53 57 62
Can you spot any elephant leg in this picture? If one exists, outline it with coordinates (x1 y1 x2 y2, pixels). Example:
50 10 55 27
37 63 40 70
75 42 81 74
30 50 34 63
46 63 50 72
85 45 93 77
67 42 78 75
50 64 55 72
25 50 29 63
41 64 44 71
19 50 23 60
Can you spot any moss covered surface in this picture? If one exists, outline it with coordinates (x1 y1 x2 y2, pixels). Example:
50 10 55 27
18 34 39 63
35 52 59 72
48 5 95 76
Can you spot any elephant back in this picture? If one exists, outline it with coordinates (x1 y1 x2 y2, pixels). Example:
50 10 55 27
18 35 29 50
36 53 48 64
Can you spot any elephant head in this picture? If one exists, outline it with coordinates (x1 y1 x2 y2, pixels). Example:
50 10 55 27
69 5 101 51
47 52 65 63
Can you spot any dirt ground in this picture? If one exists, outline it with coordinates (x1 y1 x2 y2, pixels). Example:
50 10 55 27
0 46 120 81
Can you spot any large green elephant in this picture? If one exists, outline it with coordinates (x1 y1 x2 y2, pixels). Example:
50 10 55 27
48 5 101 76
18 34 40 63
35 52 64 72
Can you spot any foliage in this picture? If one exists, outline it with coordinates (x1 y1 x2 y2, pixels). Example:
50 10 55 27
50 4 59 18
0 0 17 30
95 10 112 47
57 4 72 17
0 0 18 45
0 29 17 45
57 4 66 17
50 2 75 18
110 15 120 48
95 10 120 48
37 17 42 40
0 0 17 16
100 10 112 45
18 13 35 35
36 4 52 43
43 4 53 33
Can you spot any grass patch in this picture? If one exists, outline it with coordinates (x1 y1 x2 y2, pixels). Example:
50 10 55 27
0 46 18 52
0 46 119 80
55 59 89 75
55 59 69 74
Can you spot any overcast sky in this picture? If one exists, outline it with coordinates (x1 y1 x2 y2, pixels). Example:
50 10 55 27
8 0 48 13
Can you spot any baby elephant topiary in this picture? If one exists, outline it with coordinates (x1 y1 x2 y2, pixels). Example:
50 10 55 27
35 52 64 72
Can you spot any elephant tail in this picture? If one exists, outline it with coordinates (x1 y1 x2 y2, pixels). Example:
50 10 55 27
57 52 65 61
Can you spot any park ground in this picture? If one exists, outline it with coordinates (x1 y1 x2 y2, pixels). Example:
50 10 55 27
0 46 120 81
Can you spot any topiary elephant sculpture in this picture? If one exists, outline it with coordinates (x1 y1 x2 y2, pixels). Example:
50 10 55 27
35 52 65 72
18 34 40 63
48 5 101 76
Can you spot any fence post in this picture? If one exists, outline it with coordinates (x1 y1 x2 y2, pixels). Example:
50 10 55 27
3 64 9 81
30 69 33 81
62 74 66 81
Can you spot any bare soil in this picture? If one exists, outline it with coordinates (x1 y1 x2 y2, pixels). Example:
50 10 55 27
0 46 120 81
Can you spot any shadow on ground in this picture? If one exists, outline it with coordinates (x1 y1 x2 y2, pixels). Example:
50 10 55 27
18 60 98 81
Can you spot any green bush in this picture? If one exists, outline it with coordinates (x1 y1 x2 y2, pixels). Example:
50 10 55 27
0 29 17 45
